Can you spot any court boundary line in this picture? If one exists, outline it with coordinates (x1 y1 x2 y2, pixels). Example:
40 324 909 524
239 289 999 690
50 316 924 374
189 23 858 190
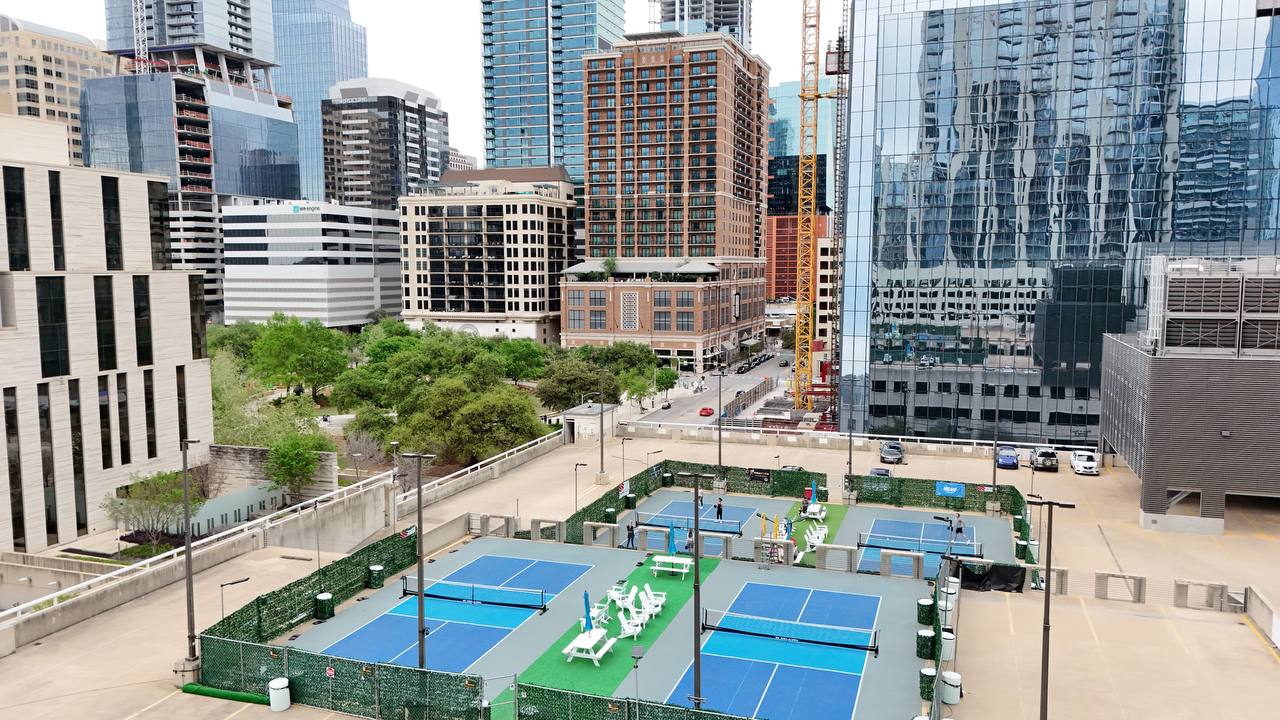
663 580 753 706
697 650 863 678
750 664 779 719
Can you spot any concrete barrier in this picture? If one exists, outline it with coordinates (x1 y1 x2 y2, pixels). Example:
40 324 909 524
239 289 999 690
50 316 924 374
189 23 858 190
1245 587 1279 649
394 431 564 519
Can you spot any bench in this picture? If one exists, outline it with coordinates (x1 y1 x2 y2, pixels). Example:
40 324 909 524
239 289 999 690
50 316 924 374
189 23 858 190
652 555 693 579
562 628 616 666
804 503 828 522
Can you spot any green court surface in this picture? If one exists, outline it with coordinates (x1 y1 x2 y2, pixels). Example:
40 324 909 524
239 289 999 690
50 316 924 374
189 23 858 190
786 502 848 568
488 555 720 719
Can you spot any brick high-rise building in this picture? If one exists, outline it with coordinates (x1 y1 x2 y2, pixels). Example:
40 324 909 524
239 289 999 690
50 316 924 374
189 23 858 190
561 31 768 371
765 214 827 301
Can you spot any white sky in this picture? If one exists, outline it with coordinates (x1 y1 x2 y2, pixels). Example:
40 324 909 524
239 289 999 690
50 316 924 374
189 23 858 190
3 0 843 165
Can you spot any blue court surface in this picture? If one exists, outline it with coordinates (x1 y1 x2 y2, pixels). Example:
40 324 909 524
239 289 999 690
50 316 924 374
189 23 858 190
322 554 590 672
666 581 880 720
857 518 979 576
633 500 757 555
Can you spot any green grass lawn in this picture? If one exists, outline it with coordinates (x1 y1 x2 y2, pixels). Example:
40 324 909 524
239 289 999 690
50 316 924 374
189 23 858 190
786 501 849 568
488 555 720 718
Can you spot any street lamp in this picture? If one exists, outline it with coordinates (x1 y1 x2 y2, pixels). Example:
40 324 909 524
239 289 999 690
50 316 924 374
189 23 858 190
1024 494 1075 720
645 449 663 469
621 436 632 478
581 391 604 476
632 643 646 700
574 462 588 511
401 451 436 670
677 469 715 709
219 577 250 620
181 437 201 662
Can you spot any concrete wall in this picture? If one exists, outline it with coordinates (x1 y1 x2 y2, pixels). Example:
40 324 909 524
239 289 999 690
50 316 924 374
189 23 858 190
395 432 564 519
1 562 100 606
618 422 1007 460
208 444 338 498
266 482 393 553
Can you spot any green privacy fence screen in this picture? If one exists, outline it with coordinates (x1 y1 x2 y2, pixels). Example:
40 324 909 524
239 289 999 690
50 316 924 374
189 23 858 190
846 472 1029 530
564 460 829 544
515 683 749 720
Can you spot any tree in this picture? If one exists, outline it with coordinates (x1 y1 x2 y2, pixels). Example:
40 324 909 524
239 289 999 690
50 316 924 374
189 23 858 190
655 367 679 396
618 369 654 407
265 434 333 499
462 352 505 392
329 363 388 413
535 357 622 411
445 386 548 464
208 322 262 361
495 339 548 380
390 377 474 453
602 255 618 275
363 334 422 366
574 341 658 376
781 327 796 351
100 471 204 548
250 314 349 401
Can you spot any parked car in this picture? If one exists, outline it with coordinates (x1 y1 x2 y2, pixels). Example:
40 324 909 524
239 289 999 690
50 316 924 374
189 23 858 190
660 400 672 410
1070 450 1100 475
879 440 905 464
869 467 893 478
996 446 1020 469
698 406 715 417
1031 446 1059 471
780 464 805 472
779 359 790 367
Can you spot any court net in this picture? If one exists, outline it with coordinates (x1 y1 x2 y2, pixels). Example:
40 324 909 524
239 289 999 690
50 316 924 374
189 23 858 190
857 531 983 557
702 608 879 656
636 511 743 536
401 576 547 612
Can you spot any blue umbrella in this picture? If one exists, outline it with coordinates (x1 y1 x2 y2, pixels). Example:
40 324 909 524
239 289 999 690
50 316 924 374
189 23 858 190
583 590 593 632
811 478 818 504
667 527 677 556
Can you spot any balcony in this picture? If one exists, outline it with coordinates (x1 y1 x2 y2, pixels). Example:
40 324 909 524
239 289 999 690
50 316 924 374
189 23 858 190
177 139 212 151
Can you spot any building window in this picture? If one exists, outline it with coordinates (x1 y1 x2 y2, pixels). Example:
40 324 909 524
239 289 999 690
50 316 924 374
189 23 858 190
147 181 170 270
133 276 152 366
653 311 671 331
567 310 584 329
94 276 117 371
589 310 607 329
142 369 157 459
981 384 996 397
98 376 112 469
677 290 694 307
589 290 607 306
1074 387 1090 401
676 311 694 332
176 365 188 443
36 383 58 545
654 290 671 307
871 380 887 393
1003 385 1019 398
915 382 928 394
958 383 973 395
68 379 87 535
937 382 952 394
4 387 25 551
189 275 206 359
1050 386 1067 400
3 166 29 271
48 170 64 271
35 277 70 377
117 373 131 466
102 176 123 271
568 289 584 306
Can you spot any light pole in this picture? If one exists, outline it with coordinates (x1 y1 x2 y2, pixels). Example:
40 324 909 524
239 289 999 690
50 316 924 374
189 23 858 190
632 644 645 701
181 437 200 662
621 436 631 479
677 470 715 709
1025 494 1075 720
774 454 781 470
389 441 400 491
645 449 663 470
712 366 726 480
574 462 588 511
402 452 435 670
581 391 604 476
219 576 250 620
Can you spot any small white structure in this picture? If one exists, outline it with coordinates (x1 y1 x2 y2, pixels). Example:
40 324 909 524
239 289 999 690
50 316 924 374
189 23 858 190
561 402 619 444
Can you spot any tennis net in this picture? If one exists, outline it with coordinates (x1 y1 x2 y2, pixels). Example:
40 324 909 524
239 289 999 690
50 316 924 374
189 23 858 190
635 511 743 536
401 576 548 612
703 609 879 656
858 531 983 557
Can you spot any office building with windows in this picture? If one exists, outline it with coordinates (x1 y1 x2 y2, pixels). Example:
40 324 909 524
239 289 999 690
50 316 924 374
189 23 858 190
837 0 1280 444
221 199 399 328
0 15 115 165
561 32 768 370
0 115 211 554
272 0 368 201
104 0 276 61
448 147 478 173
322 78 449 210
654 0 751 48
482 0 625 180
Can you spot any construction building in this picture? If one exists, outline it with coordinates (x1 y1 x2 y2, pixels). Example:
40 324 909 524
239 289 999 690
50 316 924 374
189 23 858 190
561 31 768 370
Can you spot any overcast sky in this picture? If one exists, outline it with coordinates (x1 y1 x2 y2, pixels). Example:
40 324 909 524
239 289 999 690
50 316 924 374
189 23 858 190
4 1 842 164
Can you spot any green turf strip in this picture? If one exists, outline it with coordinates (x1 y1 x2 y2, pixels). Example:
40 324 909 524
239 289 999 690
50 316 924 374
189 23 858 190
786 501 848 568
487 555 720 719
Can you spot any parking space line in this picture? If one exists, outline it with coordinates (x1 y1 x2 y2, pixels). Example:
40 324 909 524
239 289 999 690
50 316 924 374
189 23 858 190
121 690 179 720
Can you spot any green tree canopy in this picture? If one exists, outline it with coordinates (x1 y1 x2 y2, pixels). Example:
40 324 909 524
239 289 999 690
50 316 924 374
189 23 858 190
265 434 334 498
535 357 622 411
363 334 423 366
574 341 658 376
495 339 548 380
655 367 679 394
208 321 263 361
445 386 548 464
328 363 388 413
99 470 205 547
250 313 349 401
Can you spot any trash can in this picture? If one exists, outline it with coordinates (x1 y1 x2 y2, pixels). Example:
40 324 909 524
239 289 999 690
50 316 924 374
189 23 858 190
915 629 935 659
268 677 291 712
662 472 674 487
1027 540 1040 563
803 487 813 503
625 493 636 510
941 671 962 705
314 591 335 620
367 564 386 589
940 630 956 661
1015 538 1028 560
604 507 617 524
919 667 937 701
916 597 935 625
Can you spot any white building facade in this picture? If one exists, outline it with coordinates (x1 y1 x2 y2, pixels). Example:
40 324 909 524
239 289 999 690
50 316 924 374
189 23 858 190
221 200 400 328
0 118 212 553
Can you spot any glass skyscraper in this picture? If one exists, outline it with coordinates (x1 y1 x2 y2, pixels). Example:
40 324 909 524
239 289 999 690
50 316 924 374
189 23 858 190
769 78 836 212
482 0 625 180
839 0 1280 444
272 0 368 201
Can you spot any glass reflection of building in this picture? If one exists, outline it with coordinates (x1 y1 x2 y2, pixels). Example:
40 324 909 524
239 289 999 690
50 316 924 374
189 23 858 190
839 0 1280 443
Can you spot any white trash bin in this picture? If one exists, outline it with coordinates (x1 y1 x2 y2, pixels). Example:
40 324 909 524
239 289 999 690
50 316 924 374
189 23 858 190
940 630 956 661
945 576 960 595
268 677 291 712
938 598 955 626
941 670 962 705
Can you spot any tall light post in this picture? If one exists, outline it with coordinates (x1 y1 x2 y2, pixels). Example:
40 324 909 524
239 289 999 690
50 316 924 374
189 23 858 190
1025 494 1075 720
677 469 715 709
181 437 200 662
219 576 250 620
574 462 588 511
581 391 604 476
621 436 632 479
389 441 400 491
645 449 663 470
401 451 435 670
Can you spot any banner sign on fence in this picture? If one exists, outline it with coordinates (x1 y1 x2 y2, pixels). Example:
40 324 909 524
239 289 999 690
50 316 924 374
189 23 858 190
935 481 966 498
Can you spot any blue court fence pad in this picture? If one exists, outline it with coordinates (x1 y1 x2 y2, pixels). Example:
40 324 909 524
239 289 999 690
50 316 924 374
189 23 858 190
321 554 590 673
631 500 758 555
857 518 979 576
667 581 880 720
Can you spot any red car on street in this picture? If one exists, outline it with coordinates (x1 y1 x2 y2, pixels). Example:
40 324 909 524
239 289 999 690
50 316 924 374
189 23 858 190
698 407 715 417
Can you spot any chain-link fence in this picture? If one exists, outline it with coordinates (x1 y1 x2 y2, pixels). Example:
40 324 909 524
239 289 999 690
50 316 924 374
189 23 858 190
514 683 749 720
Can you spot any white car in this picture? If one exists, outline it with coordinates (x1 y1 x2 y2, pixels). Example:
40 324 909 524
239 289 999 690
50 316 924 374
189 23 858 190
1070 450 1099 475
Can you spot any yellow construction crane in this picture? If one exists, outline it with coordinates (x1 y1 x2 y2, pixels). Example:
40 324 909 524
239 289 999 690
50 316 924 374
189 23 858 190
793 0 822 410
